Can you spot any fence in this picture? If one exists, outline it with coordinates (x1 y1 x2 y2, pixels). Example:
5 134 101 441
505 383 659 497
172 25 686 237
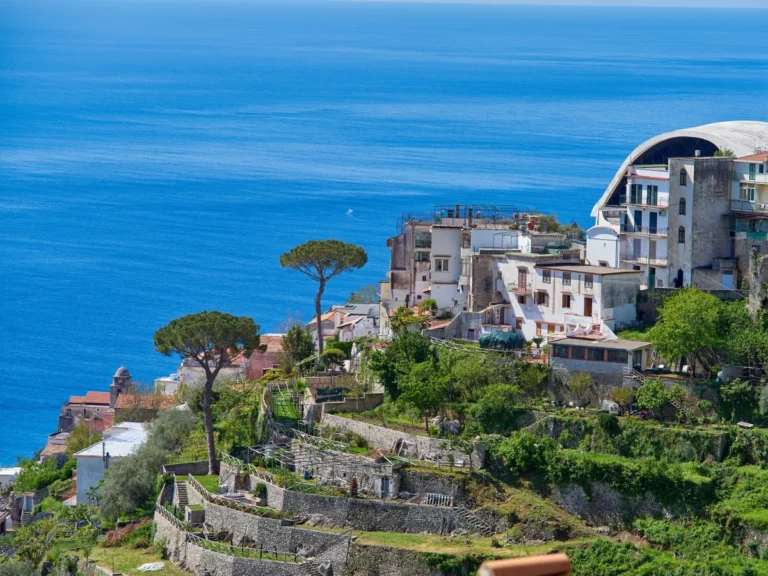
185 471 281 519
185 532 305 564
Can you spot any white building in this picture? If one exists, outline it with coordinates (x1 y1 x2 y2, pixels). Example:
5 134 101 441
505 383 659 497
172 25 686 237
74 422 147 505
496 260 642 341
589 121 768 290
0 467 21 488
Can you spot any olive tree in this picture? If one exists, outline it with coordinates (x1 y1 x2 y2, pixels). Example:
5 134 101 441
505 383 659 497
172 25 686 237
154 311 261 474
280 240 367 355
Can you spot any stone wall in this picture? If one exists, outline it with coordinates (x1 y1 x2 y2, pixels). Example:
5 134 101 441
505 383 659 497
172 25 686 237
320 414 485 469
345 543 445 576
219 461 469 535
162 461 212 476
154 511 307 576
551 482 662 527
399 470 467 503
317 393 384 416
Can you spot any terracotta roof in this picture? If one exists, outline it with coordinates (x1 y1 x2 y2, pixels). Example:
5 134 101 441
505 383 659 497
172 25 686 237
428 319 453 330
259 334 284 353
84 392 110 404
739 152 768 162
40 443 68 458
115 394 175 409
68 391 110 405
307 311 337 326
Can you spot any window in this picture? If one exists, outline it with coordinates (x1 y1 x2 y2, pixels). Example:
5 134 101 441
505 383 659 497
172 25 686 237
678 226 685 244
553 345 568 358
415 231 432 248
515 318 523 330
761 164 766 174
599 261 608 267
535 291 548 306
608 349 628 363
647 185 658 206
679 197 686 215
740 185 756 202
588 348 604 362
536 322 543 336
571 346 586 360
416 295 422 300
630 184 642 204
434 258 449 272
415 251 430 263
584 274 594 289
562 294 571 308
422 275 427 282
679 168 687 186
562 272 571 286
518 295 526 306
542 269 552 284
749 163 757 181
548 324 555 334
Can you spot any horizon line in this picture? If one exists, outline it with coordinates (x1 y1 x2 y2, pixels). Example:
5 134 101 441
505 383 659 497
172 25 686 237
337 0 768 8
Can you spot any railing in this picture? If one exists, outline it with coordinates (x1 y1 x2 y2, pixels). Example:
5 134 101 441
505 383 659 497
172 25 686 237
731 198 768 213
506 281 532 293
155 502 186 530
619 252 668 266
620 225 668 236
186 532 305 563
621 199 669 209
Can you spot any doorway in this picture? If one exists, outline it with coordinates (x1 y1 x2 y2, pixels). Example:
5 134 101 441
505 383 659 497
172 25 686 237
584 297 593 317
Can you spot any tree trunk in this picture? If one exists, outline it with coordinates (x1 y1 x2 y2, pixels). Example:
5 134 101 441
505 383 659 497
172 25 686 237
204 376 217 475
425 413 430 435
315 280 326 357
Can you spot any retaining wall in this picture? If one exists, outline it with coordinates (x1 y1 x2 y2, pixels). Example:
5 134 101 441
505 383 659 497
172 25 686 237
345 543 446 576
551 482 663 527
320 414 485 469
219 461 464 534
154 511 307 576
163 461 212 476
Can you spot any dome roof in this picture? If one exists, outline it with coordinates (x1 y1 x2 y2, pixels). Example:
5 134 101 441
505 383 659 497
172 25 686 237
114 366 131 378
591 121 768 218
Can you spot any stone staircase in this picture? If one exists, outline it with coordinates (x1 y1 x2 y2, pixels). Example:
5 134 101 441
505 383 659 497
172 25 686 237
20 512 32 526
176 482 189 510
456 505 493 537
300 560 324 576
622 368 646 388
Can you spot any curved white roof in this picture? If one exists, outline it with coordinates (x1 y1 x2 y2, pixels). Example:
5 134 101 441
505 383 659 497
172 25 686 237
591 121 768 218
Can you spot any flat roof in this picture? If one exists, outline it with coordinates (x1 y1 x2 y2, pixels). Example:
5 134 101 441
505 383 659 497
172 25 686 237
74 422 147 459
550 337 651 351
0 467 21 476
535 264 643 275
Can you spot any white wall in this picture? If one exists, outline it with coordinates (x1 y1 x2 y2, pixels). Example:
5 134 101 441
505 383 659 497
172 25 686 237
470 229 522 252
76 457 105 505
586 227 620 267
431 228 463 310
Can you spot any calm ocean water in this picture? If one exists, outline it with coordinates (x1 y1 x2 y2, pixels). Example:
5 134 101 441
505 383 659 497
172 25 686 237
1 0 768 463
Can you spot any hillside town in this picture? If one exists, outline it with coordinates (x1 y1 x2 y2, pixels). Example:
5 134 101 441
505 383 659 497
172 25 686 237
5 121 768 575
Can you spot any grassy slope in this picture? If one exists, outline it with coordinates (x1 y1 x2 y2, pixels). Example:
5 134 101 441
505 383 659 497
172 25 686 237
193 475 220 493
89 547 193 576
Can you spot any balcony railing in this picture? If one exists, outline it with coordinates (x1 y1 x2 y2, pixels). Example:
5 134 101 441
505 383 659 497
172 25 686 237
731 199 768 213
507 281 532 294
620 198 669 209
620 251 669 267
738 173 768 185
620 224 668 236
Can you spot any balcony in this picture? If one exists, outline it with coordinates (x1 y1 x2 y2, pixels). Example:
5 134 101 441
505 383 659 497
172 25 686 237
620 198 669 210
731 199 768 214
620 251 669 267
507 281 532 294
738 173 768 185
620 224 668 236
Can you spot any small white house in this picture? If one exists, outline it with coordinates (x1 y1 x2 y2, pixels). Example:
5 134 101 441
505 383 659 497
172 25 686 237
74 422 147 505
0 467 21 488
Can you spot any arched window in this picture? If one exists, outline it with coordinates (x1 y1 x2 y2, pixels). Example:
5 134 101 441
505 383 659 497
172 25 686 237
679 198 686 215
680 168 688 186
678 226 685 244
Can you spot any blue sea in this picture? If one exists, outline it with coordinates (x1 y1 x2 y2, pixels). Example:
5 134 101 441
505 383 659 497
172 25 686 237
2 0 768 464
